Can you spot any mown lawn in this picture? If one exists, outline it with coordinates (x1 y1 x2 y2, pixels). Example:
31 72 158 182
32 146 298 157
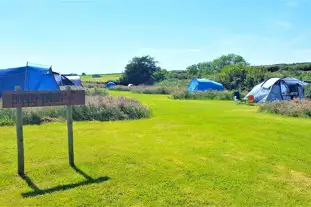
1 92 311 206
81 73 121 83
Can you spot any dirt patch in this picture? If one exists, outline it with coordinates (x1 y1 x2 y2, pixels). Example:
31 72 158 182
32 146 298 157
270 165 311 191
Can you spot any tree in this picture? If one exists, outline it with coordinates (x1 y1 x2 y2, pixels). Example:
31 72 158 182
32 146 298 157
186 64 199 75
120 56 160 85
216 64 249 90
211 53 249 72
82 72 86 76
152 69 168 82
197 62 215 75
185 53 248 77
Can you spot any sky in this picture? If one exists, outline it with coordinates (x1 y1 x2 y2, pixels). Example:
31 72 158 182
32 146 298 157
0 0 311 74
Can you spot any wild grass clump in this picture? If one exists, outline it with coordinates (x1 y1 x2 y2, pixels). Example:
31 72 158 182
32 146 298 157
258 99 311 118
110 85 177 95
131 86 173 94
109 85 131 91
83 81 106 88
0 96 151 126
85 88 109 96
171 89 245 100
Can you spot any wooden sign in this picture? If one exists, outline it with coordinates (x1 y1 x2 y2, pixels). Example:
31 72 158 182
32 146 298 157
2 90 85 108
2 86 85 175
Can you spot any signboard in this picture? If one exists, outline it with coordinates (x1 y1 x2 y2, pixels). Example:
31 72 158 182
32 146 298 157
1 87 85 175
2 90 85 108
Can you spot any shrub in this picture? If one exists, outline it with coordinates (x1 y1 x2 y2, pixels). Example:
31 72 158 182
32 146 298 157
171 89 246 101
0 96 151 126
258 100 311 118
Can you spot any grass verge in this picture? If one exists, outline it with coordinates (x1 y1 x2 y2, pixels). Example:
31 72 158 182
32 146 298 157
259 99 311 118
171 89 247 101
0 95 151 126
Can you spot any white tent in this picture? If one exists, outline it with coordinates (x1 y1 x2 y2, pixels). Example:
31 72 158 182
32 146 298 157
245 77 308 103
65 76 82 86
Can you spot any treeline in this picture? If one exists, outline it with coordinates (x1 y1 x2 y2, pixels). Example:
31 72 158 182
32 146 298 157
117 54 311 91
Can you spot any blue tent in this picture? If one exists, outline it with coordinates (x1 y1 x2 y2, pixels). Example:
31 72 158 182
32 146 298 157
188 78 224 92
0 65 60 97
105 81 116 88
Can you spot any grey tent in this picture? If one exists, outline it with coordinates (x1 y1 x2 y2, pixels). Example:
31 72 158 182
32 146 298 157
244 77 308 103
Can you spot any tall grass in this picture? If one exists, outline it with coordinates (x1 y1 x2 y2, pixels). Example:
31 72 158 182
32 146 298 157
0 96 151 126
109 85 131 92
85 88 109 96
171 89 246 101
258 99 311 118
109 85 176 95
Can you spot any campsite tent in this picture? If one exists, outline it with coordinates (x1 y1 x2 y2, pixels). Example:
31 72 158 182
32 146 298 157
244 77 308 103
65 76 82 87
0 65 60 97
105 81 116 88
188 78 224 92
53 72 75 86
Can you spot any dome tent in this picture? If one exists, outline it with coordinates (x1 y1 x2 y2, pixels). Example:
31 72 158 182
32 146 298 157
105 81 116 88
188 78 224 92
244 77 308 103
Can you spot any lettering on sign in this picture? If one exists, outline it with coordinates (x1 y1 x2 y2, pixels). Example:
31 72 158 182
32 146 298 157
2 90 85 108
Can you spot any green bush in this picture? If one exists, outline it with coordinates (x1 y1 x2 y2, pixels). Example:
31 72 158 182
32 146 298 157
171 89 246 101
258 100 311 118
0 96 151 126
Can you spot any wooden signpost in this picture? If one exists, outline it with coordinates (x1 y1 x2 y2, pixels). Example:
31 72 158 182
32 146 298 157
2 86 85 175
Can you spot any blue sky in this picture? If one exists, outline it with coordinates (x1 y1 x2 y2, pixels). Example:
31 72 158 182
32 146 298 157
0 0 310 74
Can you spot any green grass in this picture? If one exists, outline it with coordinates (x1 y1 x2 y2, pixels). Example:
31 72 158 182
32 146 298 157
81 73 122 83
1 92 311 206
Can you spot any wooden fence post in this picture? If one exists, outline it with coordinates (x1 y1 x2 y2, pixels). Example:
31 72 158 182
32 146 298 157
15 86 24 175
66 86 74 166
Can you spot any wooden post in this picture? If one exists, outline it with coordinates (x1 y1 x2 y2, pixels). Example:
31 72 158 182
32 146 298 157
15 86 24 175
66 86 74 166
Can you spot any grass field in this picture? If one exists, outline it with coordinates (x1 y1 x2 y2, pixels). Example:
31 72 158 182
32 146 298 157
81 73 122 83
1 92 311 206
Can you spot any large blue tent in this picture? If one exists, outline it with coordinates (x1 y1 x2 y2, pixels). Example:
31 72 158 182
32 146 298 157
188 78 224 92
0 65 60 97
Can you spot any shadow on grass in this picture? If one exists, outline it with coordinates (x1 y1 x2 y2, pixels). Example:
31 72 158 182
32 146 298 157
21 165 110 198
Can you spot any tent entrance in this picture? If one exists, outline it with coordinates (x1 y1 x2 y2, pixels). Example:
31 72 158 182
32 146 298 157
280 81 301 100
